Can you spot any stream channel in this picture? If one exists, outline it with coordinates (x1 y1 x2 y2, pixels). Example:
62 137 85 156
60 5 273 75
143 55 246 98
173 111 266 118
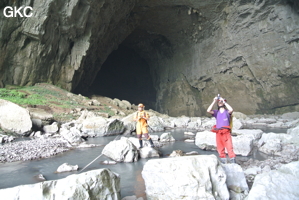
0 128 287 198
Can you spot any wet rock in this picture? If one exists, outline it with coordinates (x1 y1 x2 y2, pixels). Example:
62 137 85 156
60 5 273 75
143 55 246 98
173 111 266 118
185 151 200 155
0 134 15 143
0 99 32 134
77 142 99 148
56 163 78 173
101 160 117 165
160 132 175 142
102 137 138 162
247 161 299 200
142 155 229 200
184 139 195 143
184 131 196 136
169 150 184 157
34 174 46 182
139 146 160 158
0 169 120 199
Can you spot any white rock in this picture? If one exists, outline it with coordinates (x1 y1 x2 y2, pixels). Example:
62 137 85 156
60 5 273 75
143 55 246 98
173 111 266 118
43 122 59 133
281 112 299 120
121 100 131 110
0 99 32 134
60 126 84 145
102 137 138 162
160 132 175 142
0 169 120 199
259 139 282 155
147 115 165 132
222 164 249 193
201 118 216 129
247 161 299 200
173 116 190 127
184 139 195 143
233 129 263 140
56 163 78 173
195 131 217 150
169 150 184 157
139 146 160 158
184 131 195 136
185 151 199 155
162 117 175 128
244 166 262 176
231 117 243 131
142 155 229 200
120 113 136 135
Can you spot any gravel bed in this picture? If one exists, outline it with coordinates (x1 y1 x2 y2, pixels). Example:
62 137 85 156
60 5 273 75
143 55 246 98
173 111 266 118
0 138 71 162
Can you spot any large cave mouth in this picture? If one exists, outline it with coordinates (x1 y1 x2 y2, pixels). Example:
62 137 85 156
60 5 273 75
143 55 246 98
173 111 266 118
90 44 157 109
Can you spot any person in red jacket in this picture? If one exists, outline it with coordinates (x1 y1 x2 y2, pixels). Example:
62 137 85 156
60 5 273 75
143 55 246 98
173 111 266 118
207 96 236 164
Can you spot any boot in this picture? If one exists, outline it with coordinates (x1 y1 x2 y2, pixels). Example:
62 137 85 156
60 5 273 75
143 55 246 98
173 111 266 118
148 138 155 148
139 140 143 149
230 158 236 164
220 158 227 164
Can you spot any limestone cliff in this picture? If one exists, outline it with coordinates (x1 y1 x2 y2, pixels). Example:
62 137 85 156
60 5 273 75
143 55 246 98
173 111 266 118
1 0 299 116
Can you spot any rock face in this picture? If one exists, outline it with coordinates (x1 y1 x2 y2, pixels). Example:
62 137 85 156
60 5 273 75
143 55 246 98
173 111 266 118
0 168 120 200
247 161 299 200
1 0 299 116
142 155 229 200
0 99 32 134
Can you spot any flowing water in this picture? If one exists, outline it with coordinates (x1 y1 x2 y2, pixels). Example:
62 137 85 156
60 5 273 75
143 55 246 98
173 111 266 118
0 128 287 199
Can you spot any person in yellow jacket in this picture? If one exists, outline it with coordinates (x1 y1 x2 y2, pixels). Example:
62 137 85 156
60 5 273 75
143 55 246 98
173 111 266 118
134 103 155 148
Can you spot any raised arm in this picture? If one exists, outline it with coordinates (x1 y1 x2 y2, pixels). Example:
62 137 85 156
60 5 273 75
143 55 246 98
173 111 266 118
207 97 217 115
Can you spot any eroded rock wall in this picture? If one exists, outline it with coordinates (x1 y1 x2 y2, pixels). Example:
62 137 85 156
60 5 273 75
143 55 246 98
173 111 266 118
0 0 138 91
1 0 298 116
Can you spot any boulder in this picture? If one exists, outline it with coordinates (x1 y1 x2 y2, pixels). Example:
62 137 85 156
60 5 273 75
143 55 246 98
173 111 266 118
281 112 299 120
231 117 243 131
201 118 216 130
43 122 59 133
122 195 143 200
60 126 84 145
222 164 249 194
0 169 120 200
187 117 202 130
27 107 54 125
147 115 165 132
56 163 78 173
232 135 255 156
0 99 32 134
82 117 125 137
233 129 263 140
247 161 299 200
139 146 160 158
121 113 136 135
195 131 217 151
0 134 15 143
102 137 138 162
184 131 196 136
142 155 229 200
232 112 248 120
173 116 190 128
160 132 175 142
162 117 175 128
121 100 132 110
169 150 184 157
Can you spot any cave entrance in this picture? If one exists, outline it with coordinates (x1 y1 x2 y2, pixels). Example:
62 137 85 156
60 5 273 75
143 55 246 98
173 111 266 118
90 44 156 109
